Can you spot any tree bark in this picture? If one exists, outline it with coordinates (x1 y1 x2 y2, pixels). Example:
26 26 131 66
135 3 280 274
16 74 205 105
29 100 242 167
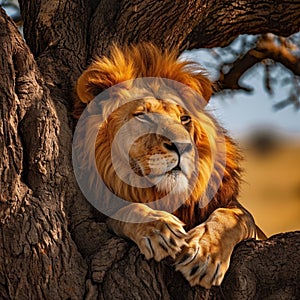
0 1 299 299
88 231 300 300
182 0 300 49
0 7 86 299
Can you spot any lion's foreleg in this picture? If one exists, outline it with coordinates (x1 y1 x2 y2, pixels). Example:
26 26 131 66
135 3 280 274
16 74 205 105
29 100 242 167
106 203 188 261
175 206 257 289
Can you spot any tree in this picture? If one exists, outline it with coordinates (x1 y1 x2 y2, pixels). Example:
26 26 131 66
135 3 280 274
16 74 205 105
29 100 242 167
0 1 299 299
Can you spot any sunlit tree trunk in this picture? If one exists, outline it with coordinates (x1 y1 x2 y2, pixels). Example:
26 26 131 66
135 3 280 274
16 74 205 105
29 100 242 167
0 1 299 299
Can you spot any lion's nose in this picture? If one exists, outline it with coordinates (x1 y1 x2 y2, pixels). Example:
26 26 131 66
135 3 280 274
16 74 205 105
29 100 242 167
163 141 192 154
176 142 193 154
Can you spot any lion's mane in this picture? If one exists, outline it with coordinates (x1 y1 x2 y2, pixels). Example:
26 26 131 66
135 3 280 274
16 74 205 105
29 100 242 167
74 43 242 230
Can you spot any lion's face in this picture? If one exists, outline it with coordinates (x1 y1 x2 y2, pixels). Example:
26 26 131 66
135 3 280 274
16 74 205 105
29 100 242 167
105 98 198 196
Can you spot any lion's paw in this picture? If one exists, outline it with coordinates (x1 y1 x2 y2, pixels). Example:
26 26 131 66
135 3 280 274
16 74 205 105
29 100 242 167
175 224 232 289
134 211 188 262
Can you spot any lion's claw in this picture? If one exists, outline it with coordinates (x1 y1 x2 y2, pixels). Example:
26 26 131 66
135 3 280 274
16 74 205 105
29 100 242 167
175 224 231 289
134 211 188 261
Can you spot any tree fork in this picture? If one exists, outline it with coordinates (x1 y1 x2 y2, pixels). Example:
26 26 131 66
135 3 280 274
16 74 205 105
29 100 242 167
1 1 300 299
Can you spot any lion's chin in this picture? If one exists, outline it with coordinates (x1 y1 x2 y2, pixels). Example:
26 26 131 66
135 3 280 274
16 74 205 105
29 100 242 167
149 170 189 195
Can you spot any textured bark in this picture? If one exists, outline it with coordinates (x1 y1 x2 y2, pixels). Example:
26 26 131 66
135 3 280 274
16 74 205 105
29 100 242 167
0 8 86 299
89 232 300 300
0 1 299 299
182 0 300 49
222 231 300 299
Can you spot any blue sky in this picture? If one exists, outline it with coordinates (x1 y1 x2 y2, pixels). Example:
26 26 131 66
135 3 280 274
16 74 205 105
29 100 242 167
182 48 300 140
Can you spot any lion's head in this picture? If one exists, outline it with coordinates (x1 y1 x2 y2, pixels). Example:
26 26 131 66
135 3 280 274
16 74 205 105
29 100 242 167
108 98 195 193
74 43 241 229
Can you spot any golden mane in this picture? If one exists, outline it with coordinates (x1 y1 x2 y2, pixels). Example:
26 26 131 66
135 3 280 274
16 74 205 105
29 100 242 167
74 43 242 230
74 43 212 118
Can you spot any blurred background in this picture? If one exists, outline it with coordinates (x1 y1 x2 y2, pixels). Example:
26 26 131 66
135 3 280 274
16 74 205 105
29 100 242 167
2 0 299 237
183 44 300 237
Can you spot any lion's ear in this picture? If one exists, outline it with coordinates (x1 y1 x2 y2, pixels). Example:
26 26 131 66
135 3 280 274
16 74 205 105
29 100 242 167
76 45 135 104
178 69 213 104
76 63 118 104
170 62 213 104
192 73 213 103
74 65 112 119
73 68 106 119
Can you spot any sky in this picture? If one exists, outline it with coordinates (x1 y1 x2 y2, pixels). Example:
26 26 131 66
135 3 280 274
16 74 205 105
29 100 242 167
182 47 300 140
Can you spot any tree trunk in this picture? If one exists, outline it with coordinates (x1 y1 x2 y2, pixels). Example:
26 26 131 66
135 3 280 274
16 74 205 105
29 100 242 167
0 1 299 299
0 7 86 299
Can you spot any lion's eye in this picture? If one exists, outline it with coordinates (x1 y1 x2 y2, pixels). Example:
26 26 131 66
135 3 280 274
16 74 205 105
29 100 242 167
180 115 191 125
133 112 152 123
133 112 145 117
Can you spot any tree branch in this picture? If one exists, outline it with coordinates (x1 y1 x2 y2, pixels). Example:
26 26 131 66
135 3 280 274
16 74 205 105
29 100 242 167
257 37 300 76
182 0 300 49
89 231 300 299
217 34 300 92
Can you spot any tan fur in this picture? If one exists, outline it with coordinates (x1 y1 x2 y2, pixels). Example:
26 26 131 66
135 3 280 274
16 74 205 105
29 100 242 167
75 43 262 289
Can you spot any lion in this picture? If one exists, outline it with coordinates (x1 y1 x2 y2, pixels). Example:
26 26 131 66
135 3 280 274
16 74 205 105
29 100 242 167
74 43 265 289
